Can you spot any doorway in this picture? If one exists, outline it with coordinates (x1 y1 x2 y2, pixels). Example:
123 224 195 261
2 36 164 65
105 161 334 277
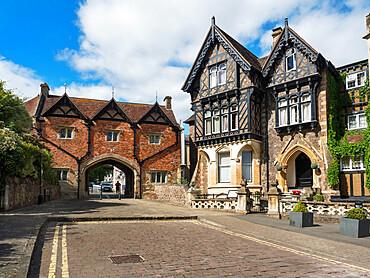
295 152 312 188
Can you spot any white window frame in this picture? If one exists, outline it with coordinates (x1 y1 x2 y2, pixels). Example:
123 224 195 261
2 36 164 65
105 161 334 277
289 97 298 124
212 109 220 134
58 127 74 140
150 171 167 184
346 70 366 90
106 130 120 142
286 48 296 72
221 107 228 132
218 63 226 85
204 110 212 135
230 105 238 131
210 66 217 88
149 133 162 145
242 151 252 182
301 94 311 123
218 152 231 183
278 99 287 126
340 156 365 171
347 112 367 130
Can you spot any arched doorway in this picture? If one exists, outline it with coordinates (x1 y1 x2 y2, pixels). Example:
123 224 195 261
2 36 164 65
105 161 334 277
295 153 312 188
81 155 139 198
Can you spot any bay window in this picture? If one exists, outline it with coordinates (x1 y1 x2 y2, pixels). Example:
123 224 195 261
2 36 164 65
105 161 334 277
301 94 311 122
230 105 238 130
221 108 228 132
278 99 287 126
212 109 220 133
205 111 211 135
290 97 298 124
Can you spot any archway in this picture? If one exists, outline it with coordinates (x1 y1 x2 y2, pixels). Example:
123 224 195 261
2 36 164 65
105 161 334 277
81 155 139 198
295 152 313 188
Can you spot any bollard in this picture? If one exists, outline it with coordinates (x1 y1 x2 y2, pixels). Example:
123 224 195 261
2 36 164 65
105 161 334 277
100 185 102 200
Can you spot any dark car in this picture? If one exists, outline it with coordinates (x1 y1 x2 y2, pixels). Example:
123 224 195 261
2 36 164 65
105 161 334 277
101 182 113 192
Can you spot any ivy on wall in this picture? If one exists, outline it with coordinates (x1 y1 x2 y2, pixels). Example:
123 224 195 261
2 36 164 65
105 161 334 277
327 71 370 191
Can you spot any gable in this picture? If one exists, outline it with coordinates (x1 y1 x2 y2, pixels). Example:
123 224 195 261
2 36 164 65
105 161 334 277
262 26 319 78
93 99 132 123
138 103 177 127
42 94 87 119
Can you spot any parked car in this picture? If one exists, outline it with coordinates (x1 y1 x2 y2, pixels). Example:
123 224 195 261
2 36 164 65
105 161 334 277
101 182 113 192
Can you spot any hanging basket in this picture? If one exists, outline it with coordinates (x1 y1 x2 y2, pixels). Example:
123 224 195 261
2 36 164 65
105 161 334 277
276 165 283 171
311 163 318 169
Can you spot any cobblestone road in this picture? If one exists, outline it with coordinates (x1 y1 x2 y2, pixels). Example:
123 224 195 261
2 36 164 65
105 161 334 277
30 219 370 278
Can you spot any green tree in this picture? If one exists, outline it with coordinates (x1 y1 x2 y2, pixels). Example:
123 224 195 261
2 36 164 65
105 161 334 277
88 165 112 183
0 81 32 134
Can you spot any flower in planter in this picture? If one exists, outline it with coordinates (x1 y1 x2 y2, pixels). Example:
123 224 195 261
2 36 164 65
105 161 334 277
291 190 301 196
254 191 262 196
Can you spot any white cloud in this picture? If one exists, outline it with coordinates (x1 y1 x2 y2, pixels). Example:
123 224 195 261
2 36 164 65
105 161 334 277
0 56 42 100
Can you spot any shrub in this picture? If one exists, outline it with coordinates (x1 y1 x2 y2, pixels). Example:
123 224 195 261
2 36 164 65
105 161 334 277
346 208 367 220
313 194 324 202
292 201 309 213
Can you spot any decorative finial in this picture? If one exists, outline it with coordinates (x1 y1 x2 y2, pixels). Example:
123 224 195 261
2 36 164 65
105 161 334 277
64 82 67 94
156 91 158 102
285 18 288 27
112 86 115 99
212 16 215 26
211 16 215 43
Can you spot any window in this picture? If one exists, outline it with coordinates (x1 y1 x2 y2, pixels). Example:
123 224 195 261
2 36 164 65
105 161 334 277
221 108 228 132
218 152 230 183
210 67 217 88
205 110 212 135
149 134 161 144
340 156 365 171
209 63 227 88
218 64 226 85
301 94 311 122
230 105 238 130
107 131 119 142
346 71 366 89
242 151 252 182
212 109 220 133
290 97 298 124
286 48 295 71
151 171 167 183
57 170 68 181
59 128 73 139
278 99 287 126
347 112 367 130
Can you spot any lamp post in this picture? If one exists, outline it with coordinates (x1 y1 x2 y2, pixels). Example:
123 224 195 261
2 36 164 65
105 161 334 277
38 149 44 205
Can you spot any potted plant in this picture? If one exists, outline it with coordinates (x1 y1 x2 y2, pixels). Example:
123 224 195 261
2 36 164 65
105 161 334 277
340 208 369 238
290 201 313 228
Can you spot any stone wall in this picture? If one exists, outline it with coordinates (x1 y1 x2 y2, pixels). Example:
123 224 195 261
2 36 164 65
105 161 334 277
2 176 60 211
152 184 187 205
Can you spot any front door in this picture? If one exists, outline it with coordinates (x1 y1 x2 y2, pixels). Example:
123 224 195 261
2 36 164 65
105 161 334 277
295 153 312 187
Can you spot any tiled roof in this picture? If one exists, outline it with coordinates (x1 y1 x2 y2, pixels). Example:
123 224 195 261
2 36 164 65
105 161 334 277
258 56 269 68
24 95 179 127
184 114 195 123
216 26 262 71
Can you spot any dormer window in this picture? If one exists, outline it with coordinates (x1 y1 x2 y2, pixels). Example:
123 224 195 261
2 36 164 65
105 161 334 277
286 48 295 72
210 63 227 88
346 71 366 89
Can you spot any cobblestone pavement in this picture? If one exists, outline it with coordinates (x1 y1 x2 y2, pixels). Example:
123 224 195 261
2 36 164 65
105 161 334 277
30 220 369 278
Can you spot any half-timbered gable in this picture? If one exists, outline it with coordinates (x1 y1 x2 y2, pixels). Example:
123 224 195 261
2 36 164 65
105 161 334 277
92 99 132 123
42 93 88 120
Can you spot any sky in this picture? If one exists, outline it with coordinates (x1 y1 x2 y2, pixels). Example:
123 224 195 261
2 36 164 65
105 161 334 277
1 0 369 133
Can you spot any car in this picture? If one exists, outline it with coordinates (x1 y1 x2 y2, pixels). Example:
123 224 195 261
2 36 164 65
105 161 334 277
101 182 113 192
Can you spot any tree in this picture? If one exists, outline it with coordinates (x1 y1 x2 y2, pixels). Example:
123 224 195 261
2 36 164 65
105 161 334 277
89 165 112 183
0 81 32 134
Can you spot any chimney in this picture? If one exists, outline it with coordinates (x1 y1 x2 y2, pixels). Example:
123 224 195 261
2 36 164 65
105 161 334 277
163 96 172 110
272 27 282 48
40 83 50 98
363 13 370 78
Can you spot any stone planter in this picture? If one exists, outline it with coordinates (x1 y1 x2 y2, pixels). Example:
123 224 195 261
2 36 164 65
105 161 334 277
340 218 370 238
289 211 313 228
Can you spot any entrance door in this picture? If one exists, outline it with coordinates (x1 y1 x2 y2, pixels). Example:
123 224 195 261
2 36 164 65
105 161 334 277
295 153 312 187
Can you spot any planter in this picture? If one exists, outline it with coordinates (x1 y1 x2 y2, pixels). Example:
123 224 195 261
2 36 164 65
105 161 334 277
340 217 370 238
290 211 313 227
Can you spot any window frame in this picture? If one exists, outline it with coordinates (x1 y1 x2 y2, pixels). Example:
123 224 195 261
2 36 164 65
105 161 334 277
285 48 296 72
347 112 367 130
340 156 365 171
242 151 252 182
148 133 162 145
301 94 311 123
212 109 220 134
218 151 231 183
58 127 75 140
278 99 288 126
106 130 120 142
209 62 227 88
204 110 212 135
230 104 238 131
150 171 167 184
346 70 366 90
218 63 227 85
57 169 68 181
221 107 229 132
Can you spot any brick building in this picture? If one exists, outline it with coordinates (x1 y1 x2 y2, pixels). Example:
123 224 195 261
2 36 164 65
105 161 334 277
183 17 370 201
25 85 181 198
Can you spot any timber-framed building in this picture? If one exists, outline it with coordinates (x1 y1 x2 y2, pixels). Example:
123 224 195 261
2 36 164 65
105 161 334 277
183 17 370 200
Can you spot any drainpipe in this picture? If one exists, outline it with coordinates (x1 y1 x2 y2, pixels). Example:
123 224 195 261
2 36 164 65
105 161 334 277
265 93 270 192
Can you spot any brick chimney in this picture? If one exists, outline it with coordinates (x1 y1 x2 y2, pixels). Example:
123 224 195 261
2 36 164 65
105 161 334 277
163 96 172 110
272 27 283 48
40 83 50 98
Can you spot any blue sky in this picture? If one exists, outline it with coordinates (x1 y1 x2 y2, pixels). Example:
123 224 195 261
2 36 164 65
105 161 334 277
0 0 369 131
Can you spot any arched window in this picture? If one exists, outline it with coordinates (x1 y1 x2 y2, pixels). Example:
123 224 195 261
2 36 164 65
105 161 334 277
210 67 217 88
218 63 226 85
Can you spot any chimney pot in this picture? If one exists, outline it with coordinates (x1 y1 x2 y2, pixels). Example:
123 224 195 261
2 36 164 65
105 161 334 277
163 96 172 110
40 83 50 98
